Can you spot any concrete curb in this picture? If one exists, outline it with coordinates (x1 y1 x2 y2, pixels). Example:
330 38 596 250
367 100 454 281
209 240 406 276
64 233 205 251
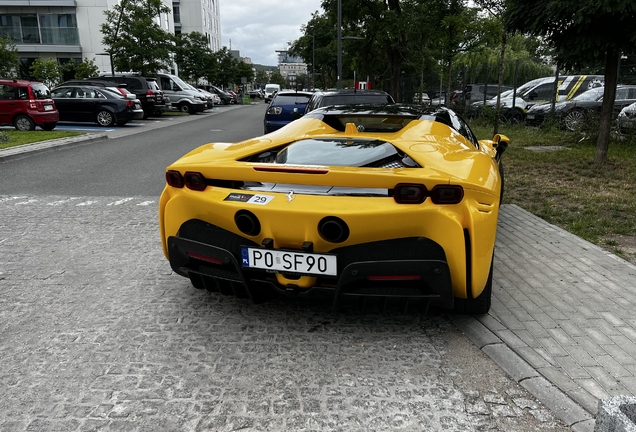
450 313 595 431
0 133 108 163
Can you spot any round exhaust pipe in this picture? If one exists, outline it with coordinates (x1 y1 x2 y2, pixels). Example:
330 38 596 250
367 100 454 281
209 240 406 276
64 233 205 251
235 210 261 236
318 217 349 243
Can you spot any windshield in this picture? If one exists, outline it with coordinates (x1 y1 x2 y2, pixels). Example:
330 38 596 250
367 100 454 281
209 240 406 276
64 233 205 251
171 75 190 89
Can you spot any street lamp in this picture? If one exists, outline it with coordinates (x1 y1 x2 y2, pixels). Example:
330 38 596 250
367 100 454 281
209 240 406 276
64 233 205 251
336 0 364 89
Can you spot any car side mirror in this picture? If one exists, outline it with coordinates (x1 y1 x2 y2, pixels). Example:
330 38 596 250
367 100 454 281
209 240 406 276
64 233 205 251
290 108 301 119
492 134 509 162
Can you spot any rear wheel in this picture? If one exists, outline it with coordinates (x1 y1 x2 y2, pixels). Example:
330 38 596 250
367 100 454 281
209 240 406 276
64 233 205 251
96 110 115 127
179 103 192 113
14 115 35 131
41 122 57 131
453 256 493 315
564 109 586 132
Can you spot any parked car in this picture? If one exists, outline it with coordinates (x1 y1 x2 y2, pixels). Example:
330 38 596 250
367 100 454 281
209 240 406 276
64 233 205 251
50 85 144 126
185 84 215 109
412 92 431 105
248 89 264 99
618 101 636 135
454 83 513 106
525 85 636 131
60 79 133 99
303 89 395 114
472 75 605 122
155 73 207 114
0 79 59 131
160 104 508 314
225 89 238 103
429 92 447 106
91 75 169 118
263 90 313 134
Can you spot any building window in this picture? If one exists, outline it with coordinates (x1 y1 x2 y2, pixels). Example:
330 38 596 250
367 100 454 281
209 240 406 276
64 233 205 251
173 6 180 24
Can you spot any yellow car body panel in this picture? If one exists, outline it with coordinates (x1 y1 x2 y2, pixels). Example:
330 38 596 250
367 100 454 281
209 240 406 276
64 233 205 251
160 105 508 312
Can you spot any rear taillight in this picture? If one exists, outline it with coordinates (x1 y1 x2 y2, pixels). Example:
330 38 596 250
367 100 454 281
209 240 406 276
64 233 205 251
267 107 282 115
430 185 464 204
125 100 135 107
27 86 35 99
184 172 207 191
393 183 427 204
146 89 155 100
166 170 184 188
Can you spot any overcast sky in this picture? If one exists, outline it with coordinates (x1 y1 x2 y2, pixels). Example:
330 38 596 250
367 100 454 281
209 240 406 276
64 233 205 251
219 0 324 66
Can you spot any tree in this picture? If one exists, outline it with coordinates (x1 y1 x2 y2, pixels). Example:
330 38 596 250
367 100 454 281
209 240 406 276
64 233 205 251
268 71 286 87
101 0 174 76
233 61 255 88
175 32 214 82
506 0 636 164
30 58 62 88
254 69 269 87
0 36 19 78
71 58 100 79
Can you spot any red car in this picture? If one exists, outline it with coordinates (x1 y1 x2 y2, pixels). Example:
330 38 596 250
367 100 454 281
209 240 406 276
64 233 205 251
0 79 59 131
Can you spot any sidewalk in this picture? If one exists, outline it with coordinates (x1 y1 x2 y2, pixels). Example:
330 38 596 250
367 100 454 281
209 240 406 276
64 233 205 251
454 204 636 431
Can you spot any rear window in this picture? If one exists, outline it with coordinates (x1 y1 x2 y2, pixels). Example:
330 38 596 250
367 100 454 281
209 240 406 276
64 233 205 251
273 95 311 105
30 83 51 99
276 138 402 167
322 94 392 106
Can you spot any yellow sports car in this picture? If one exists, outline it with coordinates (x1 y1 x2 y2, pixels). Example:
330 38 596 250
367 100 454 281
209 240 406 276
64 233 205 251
160 104 508 314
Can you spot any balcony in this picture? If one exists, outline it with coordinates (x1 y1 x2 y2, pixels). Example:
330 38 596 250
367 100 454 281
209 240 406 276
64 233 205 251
1 25 80 45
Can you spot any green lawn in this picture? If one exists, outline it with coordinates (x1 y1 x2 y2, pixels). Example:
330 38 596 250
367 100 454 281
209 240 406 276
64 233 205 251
0 130 83 150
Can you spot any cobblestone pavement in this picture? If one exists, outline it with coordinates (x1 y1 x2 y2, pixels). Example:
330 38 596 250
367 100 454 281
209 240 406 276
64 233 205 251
0 195 570 431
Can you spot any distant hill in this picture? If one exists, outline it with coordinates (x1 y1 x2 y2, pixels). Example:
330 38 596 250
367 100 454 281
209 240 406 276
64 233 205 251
253 64 278 71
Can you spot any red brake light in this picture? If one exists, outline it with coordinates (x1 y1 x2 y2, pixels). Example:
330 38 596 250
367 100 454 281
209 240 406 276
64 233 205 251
267 107 282 115
27 86 35 99
125 100 134 107
394 183 427 204
166 170 184 188
430 185 464 204
146 89 154 95
184 172 207 191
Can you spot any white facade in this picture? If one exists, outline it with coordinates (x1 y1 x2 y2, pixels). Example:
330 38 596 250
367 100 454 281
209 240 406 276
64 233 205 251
0 0 220 76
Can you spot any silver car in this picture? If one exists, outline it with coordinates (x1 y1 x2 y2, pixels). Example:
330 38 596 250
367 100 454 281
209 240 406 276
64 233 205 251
618 101 636 135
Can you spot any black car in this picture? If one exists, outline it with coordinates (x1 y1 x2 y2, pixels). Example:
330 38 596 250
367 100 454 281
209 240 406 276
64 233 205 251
50 85 144 126
303 89 395 114
89 75 169 118
525 85 636 131
201 84 234 105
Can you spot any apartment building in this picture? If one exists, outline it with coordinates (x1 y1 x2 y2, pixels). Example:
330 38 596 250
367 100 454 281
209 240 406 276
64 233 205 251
0 0 221 77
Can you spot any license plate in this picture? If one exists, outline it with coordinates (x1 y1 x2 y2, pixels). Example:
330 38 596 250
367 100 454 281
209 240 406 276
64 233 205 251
135 103 141 109
526 114 535 119
241 247 337 276
43 104 53 111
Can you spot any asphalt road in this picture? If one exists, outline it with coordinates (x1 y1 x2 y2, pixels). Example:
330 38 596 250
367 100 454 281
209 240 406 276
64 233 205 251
0 104 572 431
0 105 263 197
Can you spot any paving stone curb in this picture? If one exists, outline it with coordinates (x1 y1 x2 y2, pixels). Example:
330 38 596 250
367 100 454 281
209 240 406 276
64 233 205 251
0 133 109 163
451 313 595 431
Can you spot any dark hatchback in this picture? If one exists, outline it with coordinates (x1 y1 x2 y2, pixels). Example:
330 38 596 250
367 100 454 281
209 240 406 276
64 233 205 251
50 85 144 127
525 85 636 131
263 90 314 134
303 89 395 114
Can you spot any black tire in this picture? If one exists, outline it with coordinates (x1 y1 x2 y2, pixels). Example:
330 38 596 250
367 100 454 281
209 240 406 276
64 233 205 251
179 103 192 113
564 109 586 132
96 110 115 127
453 255 493 315
498 161 505 205
506 109 524 125
41 122 57 131
14 115 35 131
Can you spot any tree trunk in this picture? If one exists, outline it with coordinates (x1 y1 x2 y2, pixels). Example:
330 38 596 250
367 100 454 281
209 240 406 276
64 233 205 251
594 48 620 165
493 30 507 136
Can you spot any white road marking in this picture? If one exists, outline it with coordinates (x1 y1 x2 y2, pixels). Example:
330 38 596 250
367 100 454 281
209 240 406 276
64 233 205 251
107 198 135 206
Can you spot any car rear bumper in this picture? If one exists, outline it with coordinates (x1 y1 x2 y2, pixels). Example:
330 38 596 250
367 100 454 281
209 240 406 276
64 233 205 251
167 220 455 310
31 111 60 124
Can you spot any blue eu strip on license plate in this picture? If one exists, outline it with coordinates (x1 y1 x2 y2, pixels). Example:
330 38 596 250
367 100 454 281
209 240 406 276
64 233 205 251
241 247 337 276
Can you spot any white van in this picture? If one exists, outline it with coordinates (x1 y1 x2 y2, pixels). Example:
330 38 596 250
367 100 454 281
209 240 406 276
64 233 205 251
155 73 207 114
264 84 281 103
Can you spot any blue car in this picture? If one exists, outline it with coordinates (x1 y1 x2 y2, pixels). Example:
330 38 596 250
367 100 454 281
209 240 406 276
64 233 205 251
263 90 314 134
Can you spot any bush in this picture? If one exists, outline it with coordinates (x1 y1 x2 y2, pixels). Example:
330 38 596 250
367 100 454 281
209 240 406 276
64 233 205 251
0 131 9 144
